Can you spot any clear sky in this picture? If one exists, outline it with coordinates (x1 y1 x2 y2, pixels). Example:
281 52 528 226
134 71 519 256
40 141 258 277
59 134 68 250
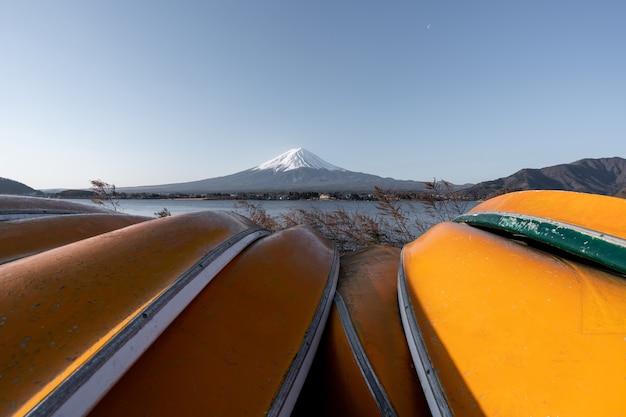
2 1 625 190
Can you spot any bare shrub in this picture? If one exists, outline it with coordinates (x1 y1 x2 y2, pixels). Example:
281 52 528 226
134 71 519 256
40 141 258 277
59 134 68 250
90 179 120 211
280 205 390 252
155 207 172 218
421 179 469 224
235 200 281 232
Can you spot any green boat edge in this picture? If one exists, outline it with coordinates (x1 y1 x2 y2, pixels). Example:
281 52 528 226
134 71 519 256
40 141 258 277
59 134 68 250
454 211 626 275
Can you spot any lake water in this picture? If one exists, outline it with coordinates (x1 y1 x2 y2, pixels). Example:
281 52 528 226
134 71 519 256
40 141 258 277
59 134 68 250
67 198 477 222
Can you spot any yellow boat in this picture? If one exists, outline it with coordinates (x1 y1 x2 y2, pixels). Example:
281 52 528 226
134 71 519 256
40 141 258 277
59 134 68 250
0 213 150 265
457 190 626 273
294 246 430 417
465 189 626 238
399 191 626 416
88 226 338 417
0 211 268 416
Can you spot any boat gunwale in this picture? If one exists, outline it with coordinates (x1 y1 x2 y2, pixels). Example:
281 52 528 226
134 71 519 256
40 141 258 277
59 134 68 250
398 248 452 417
454 211 626 275
334 291 398 417
267 244 340 417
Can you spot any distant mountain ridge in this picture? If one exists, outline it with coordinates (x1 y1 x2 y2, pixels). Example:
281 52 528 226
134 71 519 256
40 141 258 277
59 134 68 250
462 157 626 199
119 148 430 194
3 151 626 198
0 177 42 196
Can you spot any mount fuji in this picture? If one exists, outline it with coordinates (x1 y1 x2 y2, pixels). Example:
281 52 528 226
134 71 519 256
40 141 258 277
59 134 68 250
119 148 429 195
253 148 346 172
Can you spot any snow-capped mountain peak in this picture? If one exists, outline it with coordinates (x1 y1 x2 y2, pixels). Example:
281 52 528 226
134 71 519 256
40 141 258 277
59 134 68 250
253 148 346 172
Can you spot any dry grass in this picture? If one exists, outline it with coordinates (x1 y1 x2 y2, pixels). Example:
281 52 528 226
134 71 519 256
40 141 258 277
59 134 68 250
236 180 468 253
88 178 467 252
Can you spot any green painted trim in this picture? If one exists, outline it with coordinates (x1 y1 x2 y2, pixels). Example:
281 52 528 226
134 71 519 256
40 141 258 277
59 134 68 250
454 211 626 275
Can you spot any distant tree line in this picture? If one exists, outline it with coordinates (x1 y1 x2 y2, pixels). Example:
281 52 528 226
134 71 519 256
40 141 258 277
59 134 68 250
49 183 473 203
48 189 375 201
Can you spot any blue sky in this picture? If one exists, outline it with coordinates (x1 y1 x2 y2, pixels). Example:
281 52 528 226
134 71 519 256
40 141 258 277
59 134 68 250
2 1 625 190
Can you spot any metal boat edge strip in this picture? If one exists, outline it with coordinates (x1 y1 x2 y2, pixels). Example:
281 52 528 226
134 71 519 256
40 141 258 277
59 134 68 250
334 291 398 417
455 211 626 274
27 226 269 417
267 247 340 417
397 249 452 417
0 210 92 221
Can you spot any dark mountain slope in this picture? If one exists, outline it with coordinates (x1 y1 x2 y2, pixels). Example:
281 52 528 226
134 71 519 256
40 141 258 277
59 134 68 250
463 157 626 199
0 177 43 196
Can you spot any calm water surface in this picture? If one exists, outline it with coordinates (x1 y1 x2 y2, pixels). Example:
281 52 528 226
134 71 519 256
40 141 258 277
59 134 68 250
66 198 477 221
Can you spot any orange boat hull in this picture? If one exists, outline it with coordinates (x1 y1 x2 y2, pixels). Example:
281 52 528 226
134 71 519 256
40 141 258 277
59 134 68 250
0 213 150 264
295 246 430 417
469 190 626 238
0 211 267 416
400 191 626 416
89 226 338 417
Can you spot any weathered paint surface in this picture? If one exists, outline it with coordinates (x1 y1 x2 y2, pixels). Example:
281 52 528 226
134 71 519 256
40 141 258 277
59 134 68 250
468 190 626 239
455 211 626 273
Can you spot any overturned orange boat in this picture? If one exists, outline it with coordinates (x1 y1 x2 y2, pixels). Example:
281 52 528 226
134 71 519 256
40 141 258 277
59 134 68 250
400 190 626 416
295 246 430 417
0 199 338 416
